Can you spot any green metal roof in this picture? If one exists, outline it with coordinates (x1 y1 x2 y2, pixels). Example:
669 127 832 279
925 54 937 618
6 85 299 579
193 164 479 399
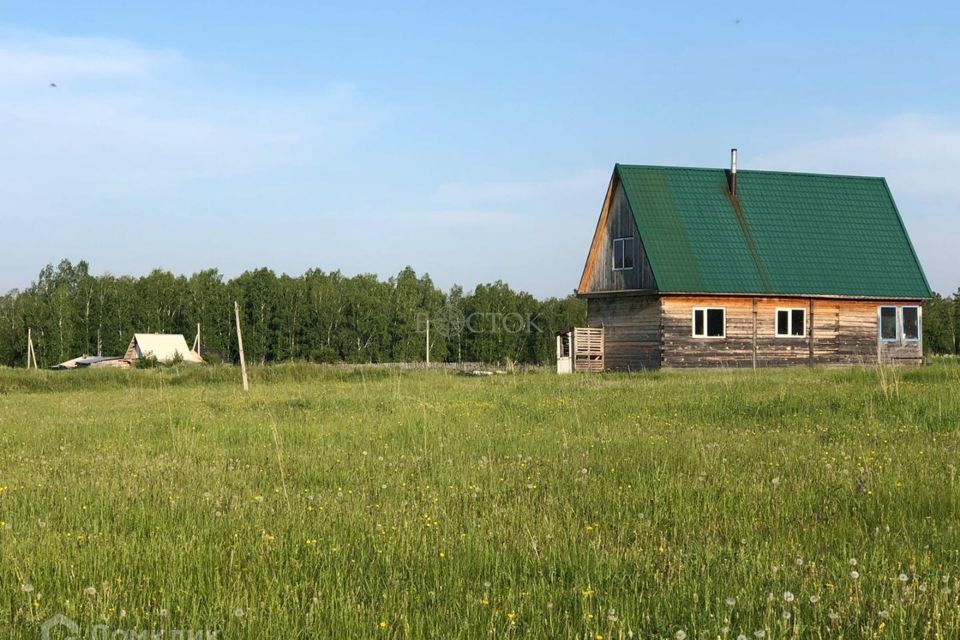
616 164 932 298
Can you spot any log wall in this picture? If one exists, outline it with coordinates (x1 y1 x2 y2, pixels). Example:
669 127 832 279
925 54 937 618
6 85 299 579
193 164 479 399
586 295 660 370
660 296 924 368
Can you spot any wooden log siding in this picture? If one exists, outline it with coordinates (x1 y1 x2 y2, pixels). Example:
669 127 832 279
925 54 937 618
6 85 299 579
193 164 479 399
660 296 923 369
586 295 660 371
661 297 755 368
579 180 657 293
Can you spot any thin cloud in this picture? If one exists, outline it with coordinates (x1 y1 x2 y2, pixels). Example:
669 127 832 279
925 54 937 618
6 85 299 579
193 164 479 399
0 30 386 207
0 28 182 86
0 28 390 293
434 168 608 205
425 210 517 226
753 114 960 201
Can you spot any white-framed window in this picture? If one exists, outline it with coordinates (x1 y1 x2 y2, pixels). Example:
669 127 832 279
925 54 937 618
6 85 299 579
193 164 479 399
879 306 898 342
692 307 725 338
775 308 806 337
901 306 921 342
612 237 634 271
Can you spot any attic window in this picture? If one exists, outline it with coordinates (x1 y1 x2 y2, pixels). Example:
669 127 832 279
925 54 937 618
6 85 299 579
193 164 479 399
776 308 806 337
612 237 634 271
693 308 725 338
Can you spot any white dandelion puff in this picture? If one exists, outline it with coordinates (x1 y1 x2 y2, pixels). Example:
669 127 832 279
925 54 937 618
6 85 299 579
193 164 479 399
783 591 795 603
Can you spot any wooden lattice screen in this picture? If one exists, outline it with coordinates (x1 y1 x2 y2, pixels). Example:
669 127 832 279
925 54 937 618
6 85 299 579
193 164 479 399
573 327 604 372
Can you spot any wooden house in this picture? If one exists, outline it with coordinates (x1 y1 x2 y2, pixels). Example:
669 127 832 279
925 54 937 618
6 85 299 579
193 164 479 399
576 151 932 369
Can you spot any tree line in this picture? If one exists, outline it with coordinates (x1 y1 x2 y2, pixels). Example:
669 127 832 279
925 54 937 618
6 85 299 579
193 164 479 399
2 260 958 369
922 293 960 355
0 260 586 368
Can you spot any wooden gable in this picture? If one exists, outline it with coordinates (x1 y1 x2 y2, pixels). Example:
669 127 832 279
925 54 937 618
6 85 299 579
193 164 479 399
577 172 656 295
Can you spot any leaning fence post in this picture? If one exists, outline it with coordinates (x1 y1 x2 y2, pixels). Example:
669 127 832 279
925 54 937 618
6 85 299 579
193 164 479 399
234 301 249 391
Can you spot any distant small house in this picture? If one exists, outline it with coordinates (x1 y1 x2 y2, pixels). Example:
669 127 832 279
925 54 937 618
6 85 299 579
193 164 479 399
124 334 203 364
50 355 129 370
575 151 932 370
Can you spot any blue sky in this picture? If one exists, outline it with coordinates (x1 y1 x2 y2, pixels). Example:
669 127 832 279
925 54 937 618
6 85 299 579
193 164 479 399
2 1 958 297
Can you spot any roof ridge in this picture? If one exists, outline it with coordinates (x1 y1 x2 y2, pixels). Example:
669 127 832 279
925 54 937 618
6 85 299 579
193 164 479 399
616 163 886 181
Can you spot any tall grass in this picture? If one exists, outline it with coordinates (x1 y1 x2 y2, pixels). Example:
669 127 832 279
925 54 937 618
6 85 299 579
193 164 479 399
1 363 959 638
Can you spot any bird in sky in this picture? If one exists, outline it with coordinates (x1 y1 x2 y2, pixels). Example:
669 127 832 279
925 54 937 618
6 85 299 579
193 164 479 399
49 82 57 88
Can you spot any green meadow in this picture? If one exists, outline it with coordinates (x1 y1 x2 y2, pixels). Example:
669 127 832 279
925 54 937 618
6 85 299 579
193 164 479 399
1 362 959 639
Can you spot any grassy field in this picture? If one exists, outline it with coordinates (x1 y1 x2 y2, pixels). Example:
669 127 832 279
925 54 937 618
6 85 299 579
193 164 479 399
1 362 960 639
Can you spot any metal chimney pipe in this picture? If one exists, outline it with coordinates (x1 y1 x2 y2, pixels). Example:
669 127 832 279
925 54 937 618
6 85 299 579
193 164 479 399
730 148 738 196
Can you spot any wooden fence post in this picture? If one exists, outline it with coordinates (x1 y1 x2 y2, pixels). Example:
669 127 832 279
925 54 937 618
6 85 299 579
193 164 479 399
235 302 249 391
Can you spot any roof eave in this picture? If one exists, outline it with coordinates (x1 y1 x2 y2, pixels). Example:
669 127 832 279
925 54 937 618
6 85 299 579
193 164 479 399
657 290 931 301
